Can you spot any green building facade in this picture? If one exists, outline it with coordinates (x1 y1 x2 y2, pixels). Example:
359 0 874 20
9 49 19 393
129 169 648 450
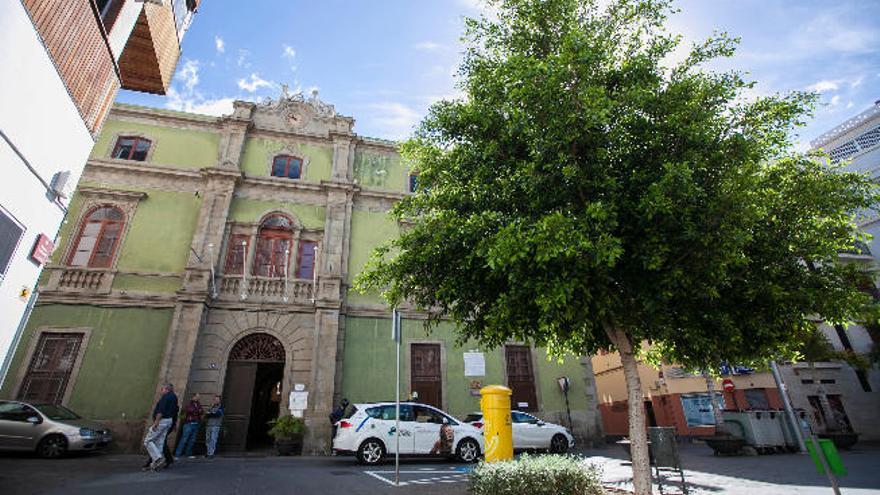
1 93 602 453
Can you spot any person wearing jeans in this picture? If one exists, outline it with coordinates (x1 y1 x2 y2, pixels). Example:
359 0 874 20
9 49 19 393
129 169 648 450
144 383 178 471
204 394 224 458
175 392 203 459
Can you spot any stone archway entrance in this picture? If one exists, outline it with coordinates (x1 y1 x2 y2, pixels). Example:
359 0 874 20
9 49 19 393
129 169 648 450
222 333 286 451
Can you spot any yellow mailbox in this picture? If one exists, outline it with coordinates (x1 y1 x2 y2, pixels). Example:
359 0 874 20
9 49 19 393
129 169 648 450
480 385 513 462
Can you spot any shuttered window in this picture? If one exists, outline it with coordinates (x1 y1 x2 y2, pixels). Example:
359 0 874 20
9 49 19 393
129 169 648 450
18 333 84 405
0 205 25 284
253 215 293 278
224 235 250 275
67 206 124 268
296 241 317 279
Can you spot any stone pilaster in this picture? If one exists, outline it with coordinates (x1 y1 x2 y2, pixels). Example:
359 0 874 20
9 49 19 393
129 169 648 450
217 101 255 167
156 167 241 412
303 308 342 454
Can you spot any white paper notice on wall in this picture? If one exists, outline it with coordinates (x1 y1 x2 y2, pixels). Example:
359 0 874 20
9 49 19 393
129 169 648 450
463 352 485 376
289 391 309 417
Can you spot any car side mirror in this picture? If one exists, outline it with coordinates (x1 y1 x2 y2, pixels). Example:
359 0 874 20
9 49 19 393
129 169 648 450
26 416 41 424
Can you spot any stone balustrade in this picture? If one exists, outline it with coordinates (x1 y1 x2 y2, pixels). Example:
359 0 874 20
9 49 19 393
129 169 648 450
217 275 313 304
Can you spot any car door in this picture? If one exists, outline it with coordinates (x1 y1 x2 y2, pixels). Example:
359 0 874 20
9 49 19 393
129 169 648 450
379 404 415 454
412 405 445 454
0 402 42 450
512 411 544 449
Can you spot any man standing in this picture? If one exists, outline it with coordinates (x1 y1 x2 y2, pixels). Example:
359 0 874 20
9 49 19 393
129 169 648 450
204 394 224 458
328 398 349 444
175 392 203 459
144 383 177 471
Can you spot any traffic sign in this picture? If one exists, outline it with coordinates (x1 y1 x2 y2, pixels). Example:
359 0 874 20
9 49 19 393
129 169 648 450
722 378 735 392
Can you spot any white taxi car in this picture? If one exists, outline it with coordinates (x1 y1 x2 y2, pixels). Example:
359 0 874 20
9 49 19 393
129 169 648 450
463 410 574 453
333 402 483 465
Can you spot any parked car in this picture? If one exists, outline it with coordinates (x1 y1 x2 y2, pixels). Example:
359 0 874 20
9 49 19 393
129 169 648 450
463 410 574 453
0 400 112 458
333 402 483 465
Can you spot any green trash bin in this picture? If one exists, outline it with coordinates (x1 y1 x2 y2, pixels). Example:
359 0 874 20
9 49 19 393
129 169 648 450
805 438 847 476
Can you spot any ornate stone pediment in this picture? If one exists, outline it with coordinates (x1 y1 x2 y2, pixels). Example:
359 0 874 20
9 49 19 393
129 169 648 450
251 85 354 137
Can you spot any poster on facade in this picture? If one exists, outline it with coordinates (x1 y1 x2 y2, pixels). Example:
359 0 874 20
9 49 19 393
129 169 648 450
463 352 485 376
680 393 725 427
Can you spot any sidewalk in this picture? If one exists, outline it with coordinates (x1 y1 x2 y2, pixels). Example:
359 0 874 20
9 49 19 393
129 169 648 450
577 442 880 494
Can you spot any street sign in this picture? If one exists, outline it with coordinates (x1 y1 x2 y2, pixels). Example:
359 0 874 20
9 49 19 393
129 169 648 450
722 378 735 392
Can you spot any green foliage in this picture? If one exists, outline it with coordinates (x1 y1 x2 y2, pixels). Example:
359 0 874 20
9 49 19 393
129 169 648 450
470 454 604 495
267 415 305 439
355 0 878 371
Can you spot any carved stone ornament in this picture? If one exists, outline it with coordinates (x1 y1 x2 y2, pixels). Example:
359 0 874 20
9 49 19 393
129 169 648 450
260 85 338 131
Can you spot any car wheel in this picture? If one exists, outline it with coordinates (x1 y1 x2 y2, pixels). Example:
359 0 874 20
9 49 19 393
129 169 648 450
550 434 569 454
456 438 480 463
37 434 68 459
357 439 385 466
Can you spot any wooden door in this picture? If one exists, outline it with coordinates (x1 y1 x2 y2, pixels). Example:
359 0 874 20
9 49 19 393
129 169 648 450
221 361 257 450
411 344 442 409
506 345 538 412
18 333 83 404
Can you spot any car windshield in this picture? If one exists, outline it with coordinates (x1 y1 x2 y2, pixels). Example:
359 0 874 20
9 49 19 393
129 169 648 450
34 404 80 420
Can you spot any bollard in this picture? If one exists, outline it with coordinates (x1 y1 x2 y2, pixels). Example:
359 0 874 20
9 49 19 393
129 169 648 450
480 385 513 462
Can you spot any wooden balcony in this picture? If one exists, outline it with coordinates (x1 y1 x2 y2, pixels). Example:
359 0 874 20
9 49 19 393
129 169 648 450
118 1 181 94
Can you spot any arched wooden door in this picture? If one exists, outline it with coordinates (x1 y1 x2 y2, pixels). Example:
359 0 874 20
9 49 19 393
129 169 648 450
221 333 285 450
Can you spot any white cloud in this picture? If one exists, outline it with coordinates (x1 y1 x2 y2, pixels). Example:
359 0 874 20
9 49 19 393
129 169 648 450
367 102 422 139
283 45 296 59
165 87 235 116
237 49 251 68
847 101 855 109
850 76 863 88
237 73 274 93
830 95 841 106
414 41 444 51
214 36 225 54
806 80 841 93
177 59 199 92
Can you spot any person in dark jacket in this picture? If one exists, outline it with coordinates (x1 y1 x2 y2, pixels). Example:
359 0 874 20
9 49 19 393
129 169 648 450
329 398 350 443
175 393 203 459
143 383 178 471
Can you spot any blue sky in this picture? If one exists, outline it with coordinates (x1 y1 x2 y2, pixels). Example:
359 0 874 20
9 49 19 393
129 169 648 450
117 0 880 147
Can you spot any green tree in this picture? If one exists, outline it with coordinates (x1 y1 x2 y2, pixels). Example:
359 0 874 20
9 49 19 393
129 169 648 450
356 0 877 492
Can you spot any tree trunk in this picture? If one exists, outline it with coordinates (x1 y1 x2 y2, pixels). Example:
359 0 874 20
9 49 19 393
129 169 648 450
604 323 652 495
703 370 726 435
810 361 838 432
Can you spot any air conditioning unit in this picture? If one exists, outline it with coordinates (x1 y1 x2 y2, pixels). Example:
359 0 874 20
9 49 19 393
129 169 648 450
50 170 73 200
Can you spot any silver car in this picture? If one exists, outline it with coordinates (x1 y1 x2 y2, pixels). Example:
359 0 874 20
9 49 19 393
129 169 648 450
0 400 112 458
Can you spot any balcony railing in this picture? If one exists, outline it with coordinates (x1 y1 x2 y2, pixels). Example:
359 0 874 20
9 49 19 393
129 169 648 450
43 266 114 294
216 275 313 304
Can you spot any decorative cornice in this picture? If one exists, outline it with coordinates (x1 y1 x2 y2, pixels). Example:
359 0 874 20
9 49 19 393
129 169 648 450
78 186 147 202
110 104 222 132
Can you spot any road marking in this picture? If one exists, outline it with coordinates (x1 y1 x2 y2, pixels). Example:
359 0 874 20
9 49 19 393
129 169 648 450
364 469 470 487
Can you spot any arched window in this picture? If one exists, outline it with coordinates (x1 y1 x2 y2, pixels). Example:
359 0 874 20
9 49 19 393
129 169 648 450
112 136 151 161
271 155 303 179
67 206 125 268
253 214 293 277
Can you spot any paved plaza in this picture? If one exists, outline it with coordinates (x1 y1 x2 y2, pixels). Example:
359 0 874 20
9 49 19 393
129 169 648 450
1 443 878 494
